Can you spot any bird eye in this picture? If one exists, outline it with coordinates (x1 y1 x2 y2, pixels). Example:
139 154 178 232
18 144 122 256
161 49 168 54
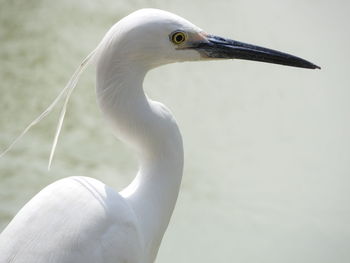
170 31 187 45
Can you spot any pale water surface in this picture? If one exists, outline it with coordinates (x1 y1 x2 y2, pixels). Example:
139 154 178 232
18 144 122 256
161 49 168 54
0 0 349 262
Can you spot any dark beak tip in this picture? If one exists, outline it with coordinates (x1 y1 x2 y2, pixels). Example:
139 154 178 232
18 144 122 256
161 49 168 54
307 63 321 70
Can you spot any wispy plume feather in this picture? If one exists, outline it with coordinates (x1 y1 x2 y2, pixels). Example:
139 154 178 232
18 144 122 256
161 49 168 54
0 49 97 170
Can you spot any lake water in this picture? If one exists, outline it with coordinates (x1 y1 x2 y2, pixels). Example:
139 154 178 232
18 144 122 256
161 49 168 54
0 0 349 262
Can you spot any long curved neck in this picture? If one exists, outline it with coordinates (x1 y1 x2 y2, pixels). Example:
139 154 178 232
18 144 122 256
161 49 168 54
96 55 184 259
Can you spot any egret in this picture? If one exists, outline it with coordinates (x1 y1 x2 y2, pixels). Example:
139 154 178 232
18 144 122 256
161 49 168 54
0 8 319 263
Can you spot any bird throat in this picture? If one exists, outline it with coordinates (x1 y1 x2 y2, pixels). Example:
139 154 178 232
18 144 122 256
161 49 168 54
96 57 184 260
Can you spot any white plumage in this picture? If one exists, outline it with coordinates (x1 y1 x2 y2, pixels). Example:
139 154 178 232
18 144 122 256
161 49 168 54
0 177 142 262
0 8 318 263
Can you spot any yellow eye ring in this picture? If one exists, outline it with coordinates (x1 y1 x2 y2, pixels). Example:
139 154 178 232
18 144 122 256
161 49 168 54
170 31 187 45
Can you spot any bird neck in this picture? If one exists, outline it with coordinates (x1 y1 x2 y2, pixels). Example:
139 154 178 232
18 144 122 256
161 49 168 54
96 58 184 259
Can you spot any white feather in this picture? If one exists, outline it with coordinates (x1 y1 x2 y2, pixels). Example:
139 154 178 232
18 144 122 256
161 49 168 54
48 49 97 169
0 49 96 169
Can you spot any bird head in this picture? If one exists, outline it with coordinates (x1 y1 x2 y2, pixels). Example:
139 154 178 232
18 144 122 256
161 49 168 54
98 8 320 70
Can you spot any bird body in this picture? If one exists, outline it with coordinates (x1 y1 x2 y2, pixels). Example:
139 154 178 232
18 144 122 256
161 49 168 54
0 8 319 263
0 176 143 263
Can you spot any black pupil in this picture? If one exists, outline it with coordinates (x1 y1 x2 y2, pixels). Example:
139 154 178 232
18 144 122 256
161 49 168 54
175 34 183 42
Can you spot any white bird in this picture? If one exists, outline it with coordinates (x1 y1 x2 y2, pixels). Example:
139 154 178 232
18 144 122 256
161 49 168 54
0 8 319 263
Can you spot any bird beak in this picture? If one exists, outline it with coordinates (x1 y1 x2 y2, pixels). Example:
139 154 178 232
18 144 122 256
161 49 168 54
192 34 320 69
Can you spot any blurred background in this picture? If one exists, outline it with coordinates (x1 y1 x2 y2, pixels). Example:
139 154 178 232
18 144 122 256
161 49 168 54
0 0 349 262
